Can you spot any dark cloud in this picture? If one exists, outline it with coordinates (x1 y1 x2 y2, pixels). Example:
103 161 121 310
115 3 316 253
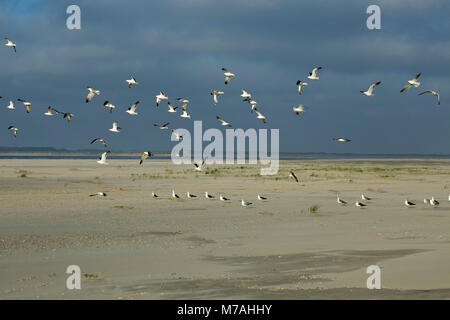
0 0 449 153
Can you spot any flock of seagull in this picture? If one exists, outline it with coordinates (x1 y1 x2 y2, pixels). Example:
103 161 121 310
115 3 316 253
2 37 446 209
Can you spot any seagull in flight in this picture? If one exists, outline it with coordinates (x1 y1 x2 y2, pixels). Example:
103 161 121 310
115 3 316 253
167 102 178 113
17 99 31 113
86 87 100 103
140 151 153 165
254 108 266 124
241 89 252 99
180 105 191 119
216 116 231 127
109 121 121 133
171 129 183 141
154 122 170 130
103 101 116 113
97 151 111 165
222 67 235 85
44 107 54 116
126 101 140 115
333 138 351 143
156 92 168 107
90 192 107 197
194 157 206 171
6 100 15 110
8 126 18 138
404 200 415 208
177 98 190 108
289 171 299 183
418 90 440 105
53 109 74 122
4 38 16 52
360 81 381 97
400 73 421 92
307 67 322 80
90 138 108 147
293 105 307 115
205 192 215 199
210 90 224 105
296 80 308 95
243 97 258 113
126 76 139 88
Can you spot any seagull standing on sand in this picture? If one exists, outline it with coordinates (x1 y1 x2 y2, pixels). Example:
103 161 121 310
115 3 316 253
187 192 197 198
257 195 267 201
44 107 54 116
17 99 31 113
172 190 180 199
90 138 108 147
156 92 168 107
307 67 322 80
4 38 16 52
86 87 100 103
109 121 121 133
103 101 116 113
220 195 230 202
296 80 308 95
152 192 158 198
400 73 421 92
361 194 371 201
6 100 15 110
216 116 231 127
405 200 415 208
360 81 381 97
418 90 440 105
126 76 139 88
210 90 224 105
430 196 439 207
289 171 299 183
90 192 107 197
205 192 215 199
293 105 307 115
8 126 18 138
97 151 111 165
337 194 347 205
424 198 431 205
139 151 153 165
355 201 367 209
222 68 235 85
241 199 252 207
126 101 139 115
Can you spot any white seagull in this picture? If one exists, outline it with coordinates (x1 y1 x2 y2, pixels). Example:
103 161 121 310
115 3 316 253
97 151 111 165
400 73 421 93
257 195 267 201
86 87 100 103
8 126 18 138
333 138 351 143
243 97 258 113
424 198 431 205
152 192 158 198
156 92 168 107
296 80 308 95
177 98 190 108
355 201 367 209
289 171 299 183
418 90 440 105
222 67 235 85
172 190 180 199
90 192 107 197
293 105 307 116
430 196 439 207
126 101 140 115
405 200 415 208
337 194 347 205
360 81 381 97
216 116 231 127
90 138 108 147
171 129 183 141
187 192 197 198
53 109 74 122
194 157 206 171
220 195 230 202
140 151 153 165
205 192 215 199
154 122 170 130
361 194 371 201
17 99 31 113
44 106 54 116
307 67 322 80
4 38 16 52
180 105 191 119
126 76 139 88
167 102 178 113
210 90 224 105
103 101 116 113
254 108 267 124
6 100 15 110
241 199 252 207
241 89 252 99
109 121 121 133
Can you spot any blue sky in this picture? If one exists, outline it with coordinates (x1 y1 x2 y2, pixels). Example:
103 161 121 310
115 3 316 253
0 0 449 153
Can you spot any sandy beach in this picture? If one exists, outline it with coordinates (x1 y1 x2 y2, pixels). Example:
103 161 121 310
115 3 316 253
0 158 449 299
